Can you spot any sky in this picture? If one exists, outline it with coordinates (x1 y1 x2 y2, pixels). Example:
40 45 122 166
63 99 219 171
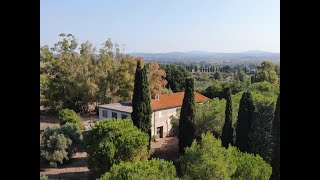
40 0 280 53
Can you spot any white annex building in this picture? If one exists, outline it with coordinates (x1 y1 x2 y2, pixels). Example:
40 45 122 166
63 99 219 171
98 92 209 138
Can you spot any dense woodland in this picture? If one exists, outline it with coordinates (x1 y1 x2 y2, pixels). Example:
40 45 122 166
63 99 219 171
40 34 168 114
40 35 280 180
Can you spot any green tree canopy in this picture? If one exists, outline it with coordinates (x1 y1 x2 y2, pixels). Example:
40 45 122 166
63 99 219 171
40 123 83 167
58 108 84 130
42 35 165 114
194 98 226 138
99 159 177 180
255 61 279 85
161 64 191 92
213 71 222 80
85 119 152 176
271 94 280 180
180 132 272 180
232 151 272 180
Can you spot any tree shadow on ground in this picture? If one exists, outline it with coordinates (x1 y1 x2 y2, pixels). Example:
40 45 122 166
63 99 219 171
40 156 88 169
151 137 179 161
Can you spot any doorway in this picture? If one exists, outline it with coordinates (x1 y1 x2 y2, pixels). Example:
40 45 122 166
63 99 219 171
156 126 163 138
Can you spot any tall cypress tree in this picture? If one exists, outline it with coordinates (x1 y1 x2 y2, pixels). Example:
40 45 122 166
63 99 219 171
235 91 255 152
251 75 255 84
132 61 152 140
132 60 142 127
271 94 280 180
221 88 234 148
140 65 152 134
178 77 196 154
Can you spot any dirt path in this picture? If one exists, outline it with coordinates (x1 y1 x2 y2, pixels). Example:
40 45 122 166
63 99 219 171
40 152 94 180
151 137 179 161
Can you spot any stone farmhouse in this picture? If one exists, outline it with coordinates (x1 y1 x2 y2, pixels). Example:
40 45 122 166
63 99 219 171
97 92 209 138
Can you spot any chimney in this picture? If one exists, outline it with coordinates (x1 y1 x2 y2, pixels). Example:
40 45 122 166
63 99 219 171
153 94 160 100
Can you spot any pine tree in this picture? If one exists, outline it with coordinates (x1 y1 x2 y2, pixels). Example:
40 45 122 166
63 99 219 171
178 77 196 154
235 91 255 152
132 61 152 140
271 94 280 180
221 88 234 148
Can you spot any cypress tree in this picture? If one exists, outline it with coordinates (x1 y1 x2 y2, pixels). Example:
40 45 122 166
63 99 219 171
132 60 142 127
178 77 196 154
221 88 234 148
248 101 273 163
235 91 255 152
251 75 255 84
140 65 152 133
271 94 280 180
132 61 152 145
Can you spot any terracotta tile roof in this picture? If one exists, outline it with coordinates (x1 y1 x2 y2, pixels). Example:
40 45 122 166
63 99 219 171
151 92 209 111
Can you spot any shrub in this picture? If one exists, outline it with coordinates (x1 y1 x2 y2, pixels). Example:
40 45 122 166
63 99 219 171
58 108 84 130
40 123 83 167
170 113 180 136
85 119 152 176
151 135 157 142
40 131 71 167
59 123 83 153
99 158 177 180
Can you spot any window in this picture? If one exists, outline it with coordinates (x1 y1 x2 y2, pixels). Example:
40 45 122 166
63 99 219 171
121 114 128 119
102 110 108 118
112 112 117 118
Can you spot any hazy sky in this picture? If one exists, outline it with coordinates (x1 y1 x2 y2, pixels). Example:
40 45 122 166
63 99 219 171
40 0 280 53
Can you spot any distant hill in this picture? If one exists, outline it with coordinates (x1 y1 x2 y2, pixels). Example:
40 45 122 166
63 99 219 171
129 50 280 63
242 50 274 54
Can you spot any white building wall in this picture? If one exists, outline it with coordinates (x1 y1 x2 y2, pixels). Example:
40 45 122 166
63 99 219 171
152 107 178 137
99 107 178 138
98 108 131 120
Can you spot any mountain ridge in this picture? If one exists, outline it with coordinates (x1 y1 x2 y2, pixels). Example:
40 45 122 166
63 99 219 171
128 50 280 62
